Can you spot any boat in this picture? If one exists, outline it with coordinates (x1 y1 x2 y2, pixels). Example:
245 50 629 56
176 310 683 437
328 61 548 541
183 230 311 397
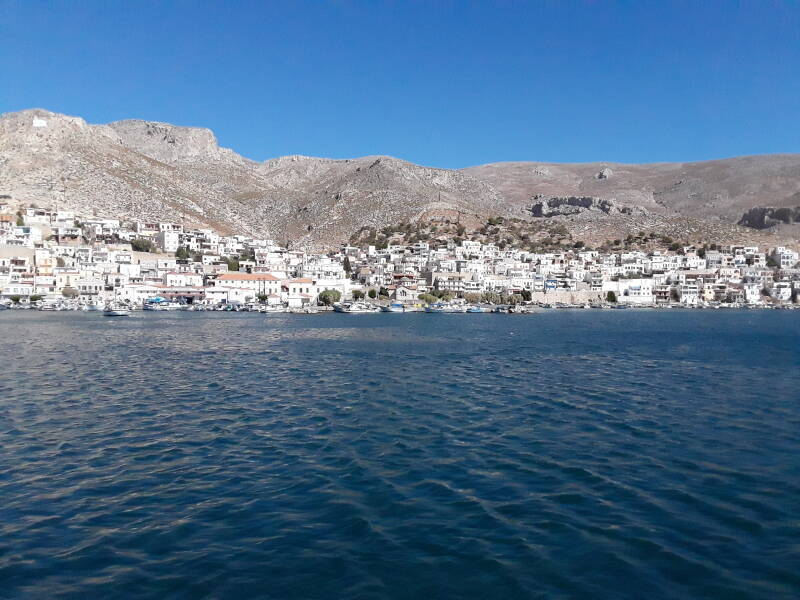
381 302 405 313
103 304 130 317
143 297 184 311
466 305 490 313
424 302 447 313
333 301 380 313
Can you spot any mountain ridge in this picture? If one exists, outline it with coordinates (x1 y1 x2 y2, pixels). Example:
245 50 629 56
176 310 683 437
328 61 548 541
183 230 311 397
2 108 799 247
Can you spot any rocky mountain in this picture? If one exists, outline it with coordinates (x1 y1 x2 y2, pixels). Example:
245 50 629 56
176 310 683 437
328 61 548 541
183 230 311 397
1 108 799 248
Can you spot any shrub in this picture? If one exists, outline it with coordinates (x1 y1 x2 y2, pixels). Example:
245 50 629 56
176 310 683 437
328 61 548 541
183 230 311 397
352 290 365 300
318 289 342 305
418 293 438 304
131 238 155 253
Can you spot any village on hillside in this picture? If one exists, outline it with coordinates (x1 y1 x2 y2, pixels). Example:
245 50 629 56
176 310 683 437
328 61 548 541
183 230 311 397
1 203 799 312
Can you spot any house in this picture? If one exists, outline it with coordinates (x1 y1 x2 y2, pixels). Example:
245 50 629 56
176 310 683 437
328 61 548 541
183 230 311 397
213 272 281 297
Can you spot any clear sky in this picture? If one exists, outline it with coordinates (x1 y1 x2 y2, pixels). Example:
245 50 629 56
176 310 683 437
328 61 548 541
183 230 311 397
2 1 799 168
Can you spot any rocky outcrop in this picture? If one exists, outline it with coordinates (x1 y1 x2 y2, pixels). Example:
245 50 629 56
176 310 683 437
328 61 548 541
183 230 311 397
738 206 800 229
528 196 640 217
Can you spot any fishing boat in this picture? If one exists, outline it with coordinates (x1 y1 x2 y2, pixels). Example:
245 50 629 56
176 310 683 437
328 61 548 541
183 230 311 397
381 302 405 312
424 302 447 313
103 304 130 317
333 302 380 313
466 305 490 313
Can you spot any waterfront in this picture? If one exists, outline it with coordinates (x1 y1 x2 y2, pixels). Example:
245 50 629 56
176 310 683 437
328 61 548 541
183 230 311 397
1 312 799 599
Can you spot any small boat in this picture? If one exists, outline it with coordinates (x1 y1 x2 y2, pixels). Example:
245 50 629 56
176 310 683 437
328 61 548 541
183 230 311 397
334 302 381 313
381 302 405 313
103 302 130 317
466 305 489 313
424 302 447 313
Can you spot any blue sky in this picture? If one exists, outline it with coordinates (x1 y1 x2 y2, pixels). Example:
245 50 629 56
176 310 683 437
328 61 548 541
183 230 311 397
2 1 799 168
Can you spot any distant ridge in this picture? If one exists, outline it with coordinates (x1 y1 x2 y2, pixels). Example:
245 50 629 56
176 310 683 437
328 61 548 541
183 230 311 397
1 108 799 247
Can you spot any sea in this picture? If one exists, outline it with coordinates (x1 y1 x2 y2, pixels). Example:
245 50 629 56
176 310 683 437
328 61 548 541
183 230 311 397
1 310 798 599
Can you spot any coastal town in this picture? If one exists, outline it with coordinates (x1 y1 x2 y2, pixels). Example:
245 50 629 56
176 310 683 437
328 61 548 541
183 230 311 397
1 203 800 313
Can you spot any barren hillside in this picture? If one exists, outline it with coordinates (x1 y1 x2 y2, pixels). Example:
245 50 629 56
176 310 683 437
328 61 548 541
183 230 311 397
1 109 798 248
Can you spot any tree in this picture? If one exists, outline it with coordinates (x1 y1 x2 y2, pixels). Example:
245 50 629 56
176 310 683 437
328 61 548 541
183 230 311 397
464 293 482 303
343 255 352 274
352 290 365 300
368 289 377 299
175 246 190 260
29 295 43 302
520 289 532 302
224 257 240 272
9 295 21 304
62 287 79 299
606 290 617 303
318 289 342 306
670 289 680 302
418 293 438 304
56 257 66 267
508 293 524 305
256 294 269 304
15 215 24 226
131 238 155 253
573 241 585 249
378 286 390 298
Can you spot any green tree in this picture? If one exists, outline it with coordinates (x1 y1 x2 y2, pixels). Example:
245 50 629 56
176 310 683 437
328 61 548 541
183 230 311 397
56 257 66 267
418 293 438 304
62 287 79 299
508 293 524 305
29 295 43 302
256 294 269 304
318 289 342 306
343 255 352 274
520 289 532 302
464 293 482 303
352 290 365 300
175 246 190 260
606 290 617 303
224 257 240 272
131 238 155 253
378 286 390 298
368 289 377 299
9 295 22 304
670 289 680 302
15 215 24 226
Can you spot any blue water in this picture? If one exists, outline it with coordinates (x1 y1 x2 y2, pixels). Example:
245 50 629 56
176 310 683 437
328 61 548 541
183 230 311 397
1 311 799 599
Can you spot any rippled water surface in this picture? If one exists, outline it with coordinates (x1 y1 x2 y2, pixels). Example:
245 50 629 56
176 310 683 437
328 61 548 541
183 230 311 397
1 311 799 599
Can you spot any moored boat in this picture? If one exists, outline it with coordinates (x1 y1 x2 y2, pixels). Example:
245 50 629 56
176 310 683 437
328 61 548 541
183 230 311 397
103 304 130 317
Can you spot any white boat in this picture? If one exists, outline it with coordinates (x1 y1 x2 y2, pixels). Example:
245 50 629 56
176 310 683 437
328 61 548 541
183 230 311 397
103 305 130 317
334 301 380 313
143 297 184 311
